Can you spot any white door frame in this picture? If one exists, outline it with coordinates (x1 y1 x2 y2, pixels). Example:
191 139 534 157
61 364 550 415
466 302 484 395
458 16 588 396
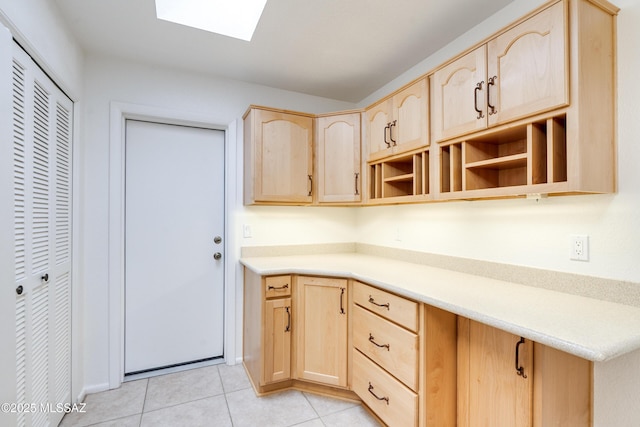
108 102 237 389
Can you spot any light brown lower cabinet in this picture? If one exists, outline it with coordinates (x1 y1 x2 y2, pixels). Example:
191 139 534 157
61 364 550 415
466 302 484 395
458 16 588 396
243 269 592 426
294 276 349 387
457 318 592 427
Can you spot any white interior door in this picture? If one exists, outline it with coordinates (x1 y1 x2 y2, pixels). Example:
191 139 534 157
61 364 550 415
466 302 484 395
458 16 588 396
125 120 225 374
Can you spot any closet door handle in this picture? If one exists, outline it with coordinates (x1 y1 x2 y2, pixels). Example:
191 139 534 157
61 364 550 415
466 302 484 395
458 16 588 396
474 81 485 119
515 337 527 378
487 76 497 115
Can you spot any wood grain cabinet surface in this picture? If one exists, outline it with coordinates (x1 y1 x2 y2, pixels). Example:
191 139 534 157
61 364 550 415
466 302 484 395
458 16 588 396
294 276 349 388
365 77 429 163
244 106 314 205
457 318 591 427
315 112 362 204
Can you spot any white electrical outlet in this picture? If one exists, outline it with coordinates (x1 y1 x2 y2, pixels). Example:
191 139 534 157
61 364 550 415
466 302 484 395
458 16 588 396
243 224 252 238
570 235 589 261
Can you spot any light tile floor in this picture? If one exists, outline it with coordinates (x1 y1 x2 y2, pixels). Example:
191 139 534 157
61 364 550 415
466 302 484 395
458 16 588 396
60 364 381 427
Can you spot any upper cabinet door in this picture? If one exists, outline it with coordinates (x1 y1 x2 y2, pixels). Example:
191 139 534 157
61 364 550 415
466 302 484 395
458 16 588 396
431 46 487 143
316 112 361 204
365 99 393 161
245 108 313 204
487 1 567 127
392 78 429 154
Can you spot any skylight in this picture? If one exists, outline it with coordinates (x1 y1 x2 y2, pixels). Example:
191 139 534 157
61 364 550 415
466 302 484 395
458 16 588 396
155 0 267 42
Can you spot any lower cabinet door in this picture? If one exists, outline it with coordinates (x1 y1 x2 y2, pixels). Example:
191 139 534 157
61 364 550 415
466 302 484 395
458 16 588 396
295 276 348 387
264 298 292 384
353 349 418 427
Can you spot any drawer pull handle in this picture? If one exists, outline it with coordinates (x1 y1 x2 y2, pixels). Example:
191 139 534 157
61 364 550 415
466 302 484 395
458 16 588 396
368 382 389 405
368 295 390 310
515 337 527 379
268 284 289 291
285 306 291 332
369 333 390 351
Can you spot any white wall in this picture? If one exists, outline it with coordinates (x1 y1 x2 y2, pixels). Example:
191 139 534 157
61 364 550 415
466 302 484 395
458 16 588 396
80 54 358 389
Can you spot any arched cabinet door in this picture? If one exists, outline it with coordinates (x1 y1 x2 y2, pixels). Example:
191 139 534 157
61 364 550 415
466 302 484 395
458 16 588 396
487 1 567 127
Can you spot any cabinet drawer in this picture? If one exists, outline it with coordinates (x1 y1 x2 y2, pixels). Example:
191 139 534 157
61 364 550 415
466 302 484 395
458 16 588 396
264 275 291 299
353 305 419 390
353 349 418 427
353 281 418 331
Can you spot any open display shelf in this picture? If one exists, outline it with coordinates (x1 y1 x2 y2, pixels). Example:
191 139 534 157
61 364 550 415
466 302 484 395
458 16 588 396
440 114 567 197
369 150 430 203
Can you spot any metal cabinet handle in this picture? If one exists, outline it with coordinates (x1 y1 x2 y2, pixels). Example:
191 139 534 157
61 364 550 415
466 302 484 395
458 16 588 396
308 175 313 196
368 295 390 310
285 306 291 332
515 337 527 378
339 287 346 314
268 283 289 291
487 76 497 115
354 173 359 196
368 382 389 405
389 120 397 146
384 123 391 148
368 333 390 351
474 81 485 119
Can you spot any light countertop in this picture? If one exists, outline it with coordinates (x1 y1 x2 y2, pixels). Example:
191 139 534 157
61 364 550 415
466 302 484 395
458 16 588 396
241 252 640 363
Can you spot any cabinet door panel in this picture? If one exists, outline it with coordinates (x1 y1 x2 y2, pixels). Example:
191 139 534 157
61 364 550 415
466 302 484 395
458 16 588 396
366 100 393 161
317 113 361 203
393 78 429 154
264 298 292 384
432 46 487 142
487 1 567 126
254 110 313 203
295 276 348 387
465 320 532 427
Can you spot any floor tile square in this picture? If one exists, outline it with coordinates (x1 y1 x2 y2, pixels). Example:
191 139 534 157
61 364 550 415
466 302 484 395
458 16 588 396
303 391 358 417
218 363 252 393
144 365 223 412
321 405 381 427
59 379 147 427
226 388 318 427
141 395 232 427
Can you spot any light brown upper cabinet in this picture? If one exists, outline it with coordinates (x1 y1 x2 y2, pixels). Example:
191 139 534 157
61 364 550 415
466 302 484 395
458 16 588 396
432 1 566 143
244 106 314 204
436 0 617 198
316 112 362 204
366 78 429 162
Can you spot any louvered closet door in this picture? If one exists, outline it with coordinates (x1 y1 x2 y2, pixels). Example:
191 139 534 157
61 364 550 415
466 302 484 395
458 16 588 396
12 42 73 427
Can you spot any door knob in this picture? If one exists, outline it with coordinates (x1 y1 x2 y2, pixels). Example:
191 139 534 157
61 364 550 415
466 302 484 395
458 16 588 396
213 252 222 260
214 236 222 244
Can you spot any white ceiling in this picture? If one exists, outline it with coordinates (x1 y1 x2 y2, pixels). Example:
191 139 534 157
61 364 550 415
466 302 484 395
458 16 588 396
55 0 514 103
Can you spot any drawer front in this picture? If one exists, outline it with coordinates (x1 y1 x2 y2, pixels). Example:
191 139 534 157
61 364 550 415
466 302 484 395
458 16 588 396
264 275 291 299
353 305 419 390
353 349 418 427
353 281 418 331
